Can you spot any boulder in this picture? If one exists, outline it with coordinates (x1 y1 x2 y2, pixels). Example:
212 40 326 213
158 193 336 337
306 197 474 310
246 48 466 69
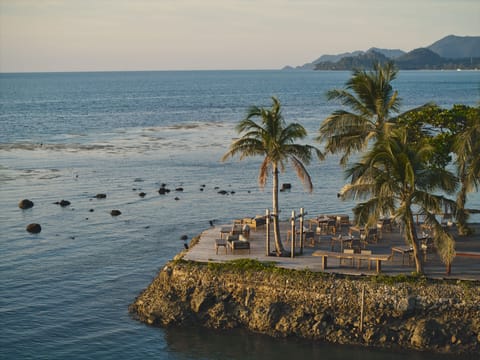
19 199 34 209
110 210 122 216
26 223 42 234
411 319 446 347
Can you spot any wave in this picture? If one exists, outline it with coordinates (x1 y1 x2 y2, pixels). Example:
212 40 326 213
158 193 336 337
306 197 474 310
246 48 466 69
0 121 232 154
0 143 116 151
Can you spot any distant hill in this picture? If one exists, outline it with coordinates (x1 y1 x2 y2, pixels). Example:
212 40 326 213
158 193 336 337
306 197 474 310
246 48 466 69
288 51 364 70
314 50 390 70
368 47 405 59
395 48 444 69
285 35 480 70
427 35 480 59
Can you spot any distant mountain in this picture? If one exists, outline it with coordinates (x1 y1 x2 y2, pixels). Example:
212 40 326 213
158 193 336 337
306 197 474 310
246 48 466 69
367 47 405 59
288 48 402 70
285 35 480 70
395 48 444 69
427 35 480 59
287 51 364 70
314 50 390 70
313 51 364 64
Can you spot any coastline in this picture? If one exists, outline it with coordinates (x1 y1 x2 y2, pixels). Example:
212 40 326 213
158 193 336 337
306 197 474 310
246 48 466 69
130 224 480 355
129 259 479 355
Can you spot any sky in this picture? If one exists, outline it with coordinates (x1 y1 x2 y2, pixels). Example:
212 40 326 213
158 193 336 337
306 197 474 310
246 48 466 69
0 0 479 72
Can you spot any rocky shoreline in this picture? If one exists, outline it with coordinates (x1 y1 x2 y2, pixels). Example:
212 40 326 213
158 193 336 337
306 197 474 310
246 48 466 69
129 259 480 355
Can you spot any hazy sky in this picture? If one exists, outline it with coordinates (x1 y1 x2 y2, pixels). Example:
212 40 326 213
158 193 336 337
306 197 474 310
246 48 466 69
1 0 479 72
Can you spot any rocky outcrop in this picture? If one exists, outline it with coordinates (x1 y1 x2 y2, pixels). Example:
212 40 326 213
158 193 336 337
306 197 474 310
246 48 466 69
130 260 480 355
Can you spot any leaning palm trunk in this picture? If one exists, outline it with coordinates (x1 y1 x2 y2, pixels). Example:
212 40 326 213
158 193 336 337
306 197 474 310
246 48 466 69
272 166 284 255
404 210 424 273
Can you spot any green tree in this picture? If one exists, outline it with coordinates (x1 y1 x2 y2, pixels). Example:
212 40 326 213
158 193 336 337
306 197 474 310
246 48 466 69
398 104 480 234
317 61 401 166
340 127 457 274
452 105 480 235
222 97 323 256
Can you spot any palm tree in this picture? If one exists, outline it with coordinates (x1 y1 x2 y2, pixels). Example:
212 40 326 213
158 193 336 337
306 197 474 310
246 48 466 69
222 97 323 256
452 106 480 235
317 61 401 166
340 127 457 274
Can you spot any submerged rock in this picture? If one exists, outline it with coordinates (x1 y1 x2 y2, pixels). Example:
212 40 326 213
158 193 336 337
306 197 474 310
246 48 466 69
158 187 171 195
26 223 42 234
55 200 71 207
19 199 34 209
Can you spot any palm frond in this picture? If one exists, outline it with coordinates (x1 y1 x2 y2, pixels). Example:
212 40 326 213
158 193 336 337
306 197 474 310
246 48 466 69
290 156 313 193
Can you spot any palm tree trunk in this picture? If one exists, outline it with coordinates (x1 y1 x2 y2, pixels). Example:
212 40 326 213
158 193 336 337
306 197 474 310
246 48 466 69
456 177 471 235
405 210 424 274
272 165 284 255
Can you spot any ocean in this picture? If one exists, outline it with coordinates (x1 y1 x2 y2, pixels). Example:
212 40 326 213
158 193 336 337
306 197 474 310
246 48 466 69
1 70 479 359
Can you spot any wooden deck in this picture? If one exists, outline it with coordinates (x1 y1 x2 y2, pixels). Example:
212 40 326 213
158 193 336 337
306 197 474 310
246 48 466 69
182 221 480 280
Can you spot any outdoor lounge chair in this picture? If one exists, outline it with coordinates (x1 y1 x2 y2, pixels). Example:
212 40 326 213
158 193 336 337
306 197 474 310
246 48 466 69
226 234 250 254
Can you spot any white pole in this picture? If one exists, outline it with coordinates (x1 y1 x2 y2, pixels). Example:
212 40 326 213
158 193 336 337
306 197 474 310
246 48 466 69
265 209 270 256
291 210 295 258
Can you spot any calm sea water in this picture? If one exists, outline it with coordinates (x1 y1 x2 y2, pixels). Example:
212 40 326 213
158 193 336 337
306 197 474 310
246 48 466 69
1 70 479 360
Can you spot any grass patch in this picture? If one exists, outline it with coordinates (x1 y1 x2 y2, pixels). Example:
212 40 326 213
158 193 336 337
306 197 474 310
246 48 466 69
370 272 427 285
207 258 277 272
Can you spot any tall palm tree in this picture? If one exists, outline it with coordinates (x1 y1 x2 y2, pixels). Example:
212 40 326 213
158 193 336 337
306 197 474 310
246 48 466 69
222 97 323 256
340 127 457 273
452 106 480 235
317 61 401 166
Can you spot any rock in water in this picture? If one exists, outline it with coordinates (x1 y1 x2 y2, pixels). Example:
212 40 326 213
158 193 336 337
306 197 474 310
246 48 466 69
55 200 71 207
19 199 34 209
110 210 122 216
26 223 42 233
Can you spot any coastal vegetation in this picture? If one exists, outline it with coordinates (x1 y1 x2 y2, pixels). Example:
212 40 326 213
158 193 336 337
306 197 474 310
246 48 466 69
339 127 457 274
317 62 480 274
222 96 323 256
397 104 480 235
